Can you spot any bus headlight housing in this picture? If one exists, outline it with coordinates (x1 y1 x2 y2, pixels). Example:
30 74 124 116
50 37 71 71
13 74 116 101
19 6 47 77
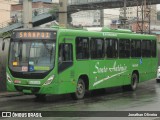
43 75 55 85
7 73 12 83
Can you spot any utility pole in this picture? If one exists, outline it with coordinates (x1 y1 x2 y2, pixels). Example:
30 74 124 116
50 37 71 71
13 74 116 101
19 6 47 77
23 0 32 28
100 9 104 27
136 0 151 34
123 0 127 29
59 0 67 27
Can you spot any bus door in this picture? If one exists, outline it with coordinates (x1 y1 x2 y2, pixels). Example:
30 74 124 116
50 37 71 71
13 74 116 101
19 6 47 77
58 39 75 93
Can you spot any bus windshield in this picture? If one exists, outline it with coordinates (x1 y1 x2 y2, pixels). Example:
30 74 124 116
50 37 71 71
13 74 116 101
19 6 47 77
9 40 55 73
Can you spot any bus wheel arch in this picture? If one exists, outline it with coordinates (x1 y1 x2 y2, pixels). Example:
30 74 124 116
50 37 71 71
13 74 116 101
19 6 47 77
71 74 89 100
122 70 139 91
79 75 89 90
132 70 139 83
130 71 139 91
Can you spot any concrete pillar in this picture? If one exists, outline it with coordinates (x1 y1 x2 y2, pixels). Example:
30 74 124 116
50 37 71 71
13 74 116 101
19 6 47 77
123 0 127 29
23 0 32 28
59 0 68 27
100 9 104 27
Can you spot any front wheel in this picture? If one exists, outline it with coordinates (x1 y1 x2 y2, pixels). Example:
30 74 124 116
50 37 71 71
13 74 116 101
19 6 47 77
71 79 86 100
122 73 138 91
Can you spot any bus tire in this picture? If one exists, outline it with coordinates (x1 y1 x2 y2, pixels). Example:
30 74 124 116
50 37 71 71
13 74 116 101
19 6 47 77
123 73 138 91
71 79 85 100
156 79 160 83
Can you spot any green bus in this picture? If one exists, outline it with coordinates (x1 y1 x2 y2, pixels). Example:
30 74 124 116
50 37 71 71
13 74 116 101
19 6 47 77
3 27 158 99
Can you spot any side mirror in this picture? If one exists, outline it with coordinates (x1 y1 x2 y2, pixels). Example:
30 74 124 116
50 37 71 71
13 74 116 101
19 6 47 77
2 41 5 51
2 36 10 51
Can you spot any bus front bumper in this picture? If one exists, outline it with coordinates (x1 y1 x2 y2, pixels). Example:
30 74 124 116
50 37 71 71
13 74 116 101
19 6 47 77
7 82 60 95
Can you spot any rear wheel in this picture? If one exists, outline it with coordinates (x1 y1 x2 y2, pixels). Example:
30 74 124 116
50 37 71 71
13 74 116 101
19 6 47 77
156 79 160 83
71 79 85 100
123 73 138 91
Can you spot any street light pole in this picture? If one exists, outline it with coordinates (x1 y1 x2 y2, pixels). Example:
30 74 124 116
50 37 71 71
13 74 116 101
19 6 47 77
23 0 32 28
123 0 127 29
59 0 68 27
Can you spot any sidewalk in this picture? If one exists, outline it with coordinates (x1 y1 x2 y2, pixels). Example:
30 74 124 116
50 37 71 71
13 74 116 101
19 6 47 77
0 92 23 97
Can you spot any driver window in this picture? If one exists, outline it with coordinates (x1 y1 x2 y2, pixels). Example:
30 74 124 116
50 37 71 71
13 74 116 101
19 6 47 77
59 44 73 63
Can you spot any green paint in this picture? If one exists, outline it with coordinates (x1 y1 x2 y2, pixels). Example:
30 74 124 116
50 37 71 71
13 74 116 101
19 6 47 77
6 27 158 98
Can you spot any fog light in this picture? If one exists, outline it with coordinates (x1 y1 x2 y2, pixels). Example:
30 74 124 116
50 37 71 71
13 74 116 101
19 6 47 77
43 75 54 85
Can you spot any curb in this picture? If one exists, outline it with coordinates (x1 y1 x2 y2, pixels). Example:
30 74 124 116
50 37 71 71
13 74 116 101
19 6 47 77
0 92 23 97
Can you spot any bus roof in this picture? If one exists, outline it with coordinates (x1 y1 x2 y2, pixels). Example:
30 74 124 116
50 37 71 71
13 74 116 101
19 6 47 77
56 27 156 40
12 27 156 40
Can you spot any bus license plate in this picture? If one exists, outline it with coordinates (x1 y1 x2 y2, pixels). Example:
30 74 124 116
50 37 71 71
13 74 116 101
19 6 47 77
28 81 41 85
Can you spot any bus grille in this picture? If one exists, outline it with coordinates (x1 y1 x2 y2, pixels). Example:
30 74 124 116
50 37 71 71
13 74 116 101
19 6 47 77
14 85 40 93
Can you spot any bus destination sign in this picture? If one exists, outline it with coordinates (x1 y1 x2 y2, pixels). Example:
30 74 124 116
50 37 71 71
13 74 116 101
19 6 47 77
15 31 56 39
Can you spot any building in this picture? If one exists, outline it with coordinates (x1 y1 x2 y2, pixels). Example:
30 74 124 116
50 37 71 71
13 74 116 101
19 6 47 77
71 10 101 27
104 8 120 27
0 0 20 24
0 0 58 26
10 1 56 24
119 5 157 25
71 8 120 27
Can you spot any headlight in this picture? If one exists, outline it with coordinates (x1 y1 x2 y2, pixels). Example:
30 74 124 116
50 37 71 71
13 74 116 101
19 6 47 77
7 73 12 83
43 75 55 85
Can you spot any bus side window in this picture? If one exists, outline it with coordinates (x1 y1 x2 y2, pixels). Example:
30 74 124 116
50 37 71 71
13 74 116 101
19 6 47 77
59 44 73 62
90 38 104 59
76 37 89 60
119 39 130 58
105 39 118 58
58 43 73 73
141 40 151 57
151 40 156 57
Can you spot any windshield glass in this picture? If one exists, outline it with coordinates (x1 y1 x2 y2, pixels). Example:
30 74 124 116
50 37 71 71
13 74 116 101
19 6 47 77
9 40 55 73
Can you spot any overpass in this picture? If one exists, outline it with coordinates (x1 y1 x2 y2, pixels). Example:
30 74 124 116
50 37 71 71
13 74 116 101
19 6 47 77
0 8 54 37
68 0 160 13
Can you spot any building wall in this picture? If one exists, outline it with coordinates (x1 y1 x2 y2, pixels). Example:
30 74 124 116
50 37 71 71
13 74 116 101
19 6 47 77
71 10 101 27
10 2 55 22
71 8 120 27
0 0 19 24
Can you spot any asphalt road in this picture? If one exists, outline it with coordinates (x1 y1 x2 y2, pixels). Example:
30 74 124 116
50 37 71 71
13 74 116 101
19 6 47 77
0 79 160 120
